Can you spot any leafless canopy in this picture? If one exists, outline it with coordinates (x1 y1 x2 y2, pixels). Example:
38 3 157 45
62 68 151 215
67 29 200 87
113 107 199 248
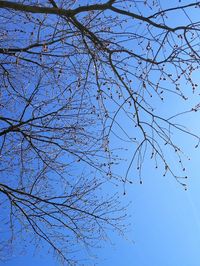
1 0 200 264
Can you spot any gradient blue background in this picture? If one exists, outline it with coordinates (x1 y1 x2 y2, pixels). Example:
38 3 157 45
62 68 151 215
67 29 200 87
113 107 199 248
2 0 200 265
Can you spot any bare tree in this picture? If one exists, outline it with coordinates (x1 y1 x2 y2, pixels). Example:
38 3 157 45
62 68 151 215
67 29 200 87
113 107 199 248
1 0 200 264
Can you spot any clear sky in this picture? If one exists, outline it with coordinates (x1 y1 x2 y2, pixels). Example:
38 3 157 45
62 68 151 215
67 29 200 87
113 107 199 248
2 149 200 266
2 82 200 266
2 1 200 266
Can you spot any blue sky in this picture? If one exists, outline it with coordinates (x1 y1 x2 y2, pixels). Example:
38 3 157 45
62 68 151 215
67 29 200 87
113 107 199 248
2 1 200 266
3 155 200 266
2 92 200 266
